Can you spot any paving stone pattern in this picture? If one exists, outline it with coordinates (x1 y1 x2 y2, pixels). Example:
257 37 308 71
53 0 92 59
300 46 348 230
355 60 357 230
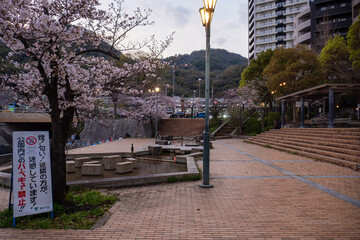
0 139 360 239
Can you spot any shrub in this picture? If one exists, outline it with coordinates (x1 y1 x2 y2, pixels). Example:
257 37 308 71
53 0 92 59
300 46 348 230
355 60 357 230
244 117 262 135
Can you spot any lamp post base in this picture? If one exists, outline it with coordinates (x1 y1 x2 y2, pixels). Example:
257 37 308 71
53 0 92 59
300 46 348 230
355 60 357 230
199 184 213 188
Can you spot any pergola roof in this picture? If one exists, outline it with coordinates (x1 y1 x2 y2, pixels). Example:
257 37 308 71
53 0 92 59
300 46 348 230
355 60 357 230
275 83 360 102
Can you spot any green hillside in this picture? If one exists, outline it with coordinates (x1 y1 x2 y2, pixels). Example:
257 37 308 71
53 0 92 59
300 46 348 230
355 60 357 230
164 49 248 97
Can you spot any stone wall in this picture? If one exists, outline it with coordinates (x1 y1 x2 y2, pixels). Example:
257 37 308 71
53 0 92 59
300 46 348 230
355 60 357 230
80 119 153 141
158 119 205 137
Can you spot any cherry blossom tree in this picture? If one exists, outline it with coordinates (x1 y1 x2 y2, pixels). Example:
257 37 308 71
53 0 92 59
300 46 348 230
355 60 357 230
222 87 258 133
0 0 171 202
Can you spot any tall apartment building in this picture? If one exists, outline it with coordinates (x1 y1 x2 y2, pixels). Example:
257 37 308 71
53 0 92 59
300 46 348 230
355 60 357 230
293 0 353 52
248 0 309 60
354 0 360 22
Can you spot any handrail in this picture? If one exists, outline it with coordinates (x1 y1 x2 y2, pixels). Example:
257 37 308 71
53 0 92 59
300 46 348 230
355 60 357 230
211 118 231 136
230 116 250 135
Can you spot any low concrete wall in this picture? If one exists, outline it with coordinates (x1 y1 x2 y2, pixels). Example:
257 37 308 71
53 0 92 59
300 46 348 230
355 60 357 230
0 153 12 166
80 119 153 141
158 119 205 137
67 156 199 189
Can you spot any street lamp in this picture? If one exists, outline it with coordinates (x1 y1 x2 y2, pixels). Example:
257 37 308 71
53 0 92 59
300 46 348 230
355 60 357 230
149 87 160 140
199 0 217 188
197 78 201 114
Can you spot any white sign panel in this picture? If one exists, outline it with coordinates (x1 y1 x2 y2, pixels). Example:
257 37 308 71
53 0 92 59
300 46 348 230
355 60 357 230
12 131 53 218
295 101 309 108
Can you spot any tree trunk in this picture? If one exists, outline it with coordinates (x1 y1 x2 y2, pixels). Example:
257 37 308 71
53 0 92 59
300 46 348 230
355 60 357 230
49 103 74 203
50 110 67 204
113 102 117 119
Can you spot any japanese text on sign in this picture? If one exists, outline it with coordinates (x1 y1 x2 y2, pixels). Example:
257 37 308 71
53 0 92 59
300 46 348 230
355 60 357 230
12 131 53 218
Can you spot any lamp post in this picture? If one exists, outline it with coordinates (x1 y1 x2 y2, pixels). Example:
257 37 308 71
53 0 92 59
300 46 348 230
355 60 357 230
199 0 217 188
149 87 160 140
197 78 201 114
172 65 175 97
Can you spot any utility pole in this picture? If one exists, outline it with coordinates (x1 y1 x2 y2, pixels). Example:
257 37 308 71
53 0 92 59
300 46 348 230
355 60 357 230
172 66 175 97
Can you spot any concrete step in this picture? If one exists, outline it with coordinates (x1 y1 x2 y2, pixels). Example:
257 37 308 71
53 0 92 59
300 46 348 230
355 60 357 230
252 135 360 157
248 137 360 164
261 131 360 146
275 128 360 136
246 139 360 171
274 127 360 132
255 133 360 152
264 131 360 141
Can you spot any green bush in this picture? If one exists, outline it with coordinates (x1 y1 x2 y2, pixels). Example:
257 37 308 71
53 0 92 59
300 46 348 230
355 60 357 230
244 117 262 135
0 189 118 229
264 112 281 130
209 117 223 133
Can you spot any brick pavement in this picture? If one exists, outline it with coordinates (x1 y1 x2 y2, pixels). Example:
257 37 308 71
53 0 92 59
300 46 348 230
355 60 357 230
0 138 360 239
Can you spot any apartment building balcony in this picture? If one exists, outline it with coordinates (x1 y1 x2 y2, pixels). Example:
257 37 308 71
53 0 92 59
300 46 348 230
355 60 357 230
297 19 310 32
256 21 277 28
276 27 286 33
249 31 255 40
249 50 255 60
315 7 352 19
285 26 294 32
256 4 276 13
354 0 360 22
294 32 311 45
256 38 277 44
249 34 255 45
286 0 307 5
276 19 287 24
285 7 304 16
256 14 275 20
276 10 286 16
276 2 286 8
295 6 310 20
255 0 275 5
249 21 254 31
315 20 353 32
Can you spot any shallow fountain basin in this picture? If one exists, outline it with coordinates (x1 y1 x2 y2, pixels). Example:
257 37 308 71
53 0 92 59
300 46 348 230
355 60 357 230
0 144 202 188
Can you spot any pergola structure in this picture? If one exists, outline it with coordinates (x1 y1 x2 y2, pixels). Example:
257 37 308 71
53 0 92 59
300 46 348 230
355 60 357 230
275 83 360 128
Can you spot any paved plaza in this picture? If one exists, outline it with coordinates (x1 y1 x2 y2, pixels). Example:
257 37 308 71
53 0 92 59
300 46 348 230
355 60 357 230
0 138 359 239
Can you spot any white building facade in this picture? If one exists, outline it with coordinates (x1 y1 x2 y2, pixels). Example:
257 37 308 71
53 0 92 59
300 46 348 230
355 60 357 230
248 0 309 60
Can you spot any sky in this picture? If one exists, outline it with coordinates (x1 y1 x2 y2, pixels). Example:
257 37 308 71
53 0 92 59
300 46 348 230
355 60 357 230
99 0 248 58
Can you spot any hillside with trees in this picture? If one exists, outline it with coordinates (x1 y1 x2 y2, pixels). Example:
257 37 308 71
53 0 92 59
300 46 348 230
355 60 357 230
164 49 248 97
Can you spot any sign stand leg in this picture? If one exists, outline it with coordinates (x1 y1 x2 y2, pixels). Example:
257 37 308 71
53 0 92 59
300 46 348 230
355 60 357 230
13 217 16 228
51 211 54 219
8 165 13 210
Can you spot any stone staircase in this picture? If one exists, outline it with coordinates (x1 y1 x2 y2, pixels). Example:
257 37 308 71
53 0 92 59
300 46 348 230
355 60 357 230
214 122 237 137
246 128 360 171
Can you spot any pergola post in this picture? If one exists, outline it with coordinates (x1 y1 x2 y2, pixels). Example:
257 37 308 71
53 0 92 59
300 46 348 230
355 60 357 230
308 101 311 120
300 96 305 128
293 102 296 123
328 88 335 128
281 100 285 127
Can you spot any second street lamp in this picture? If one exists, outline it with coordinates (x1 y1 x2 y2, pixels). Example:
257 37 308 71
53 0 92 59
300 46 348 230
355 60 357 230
199 0 217 189
149 87 160 140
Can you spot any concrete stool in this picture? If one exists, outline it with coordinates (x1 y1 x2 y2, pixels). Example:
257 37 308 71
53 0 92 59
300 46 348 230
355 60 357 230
155 140 169 145
74 157 91 168
149 146 162 155
174 155 187 163
83 161 101 165
103 155 122 170
191 148 202 153
81 164 102 176
66 161 75 173
116 162 133 174
126 158 137 169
